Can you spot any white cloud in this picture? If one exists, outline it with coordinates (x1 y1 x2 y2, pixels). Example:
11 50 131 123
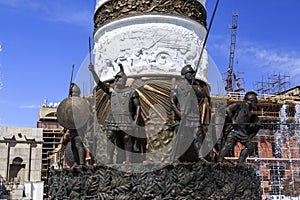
0 0 40 10
208 34 300 88
238 41 300 86
45 8 91 25
20 105 39 109
36 2 92 25
0 0 92 26
207 34 229 57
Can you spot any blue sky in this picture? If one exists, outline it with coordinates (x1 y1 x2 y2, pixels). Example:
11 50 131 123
0 0 300 128
206 0 300 92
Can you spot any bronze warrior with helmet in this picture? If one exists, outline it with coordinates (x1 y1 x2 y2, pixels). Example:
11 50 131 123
170 64 207 162
57 83 89 166
89 63 146 164
217 91 260 163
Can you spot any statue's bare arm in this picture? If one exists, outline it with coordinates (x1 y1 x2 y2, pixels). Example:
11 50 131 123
88 63 110 94
225 103 240 119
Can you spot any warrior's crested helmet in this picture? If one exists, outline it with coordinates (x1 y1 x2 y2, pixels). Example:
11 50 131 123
114 63 127 79
115 71 126 78
181 65 195 75
244 91 258 109
244 91 258 101
70 83 81 97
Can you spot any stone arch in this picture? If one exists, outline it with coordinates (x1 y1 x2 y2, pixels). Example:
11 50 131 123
9 157 26 182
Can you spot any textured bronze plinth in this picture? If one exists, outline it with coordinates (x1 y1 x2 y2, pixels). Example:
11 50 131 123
94 0 207 31
49 162 261 199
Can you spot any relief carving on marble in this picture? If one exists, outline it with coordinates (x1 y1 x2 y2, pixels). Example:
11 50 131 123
94 23 208 82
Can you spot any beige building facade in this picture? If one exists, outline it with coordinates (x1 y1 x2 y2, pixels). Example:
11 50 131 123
0 126 43 182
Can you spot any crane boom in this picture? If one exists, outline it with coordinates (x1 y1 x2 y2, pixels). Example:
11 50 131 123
228 13 238 73
225 13 238 92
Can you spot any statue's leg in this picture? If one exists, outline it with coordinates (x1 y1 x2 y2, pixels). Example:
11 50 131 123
106 129 115 164
132 137 146 163
140 138 147 162
71 138 80 165
194 126 204 151
178 126 200 162
194 126 212 161
123 133 132 163
171 125 180 161
73 136 86 165
116 131 126 164
217 137 236 163
238 140 254 163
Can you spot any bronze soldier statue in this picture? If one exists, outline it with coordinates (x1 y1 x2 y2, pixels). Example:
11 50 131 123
217 91 260 163
57 83 89 166
170 65 206 162
89 63 146 164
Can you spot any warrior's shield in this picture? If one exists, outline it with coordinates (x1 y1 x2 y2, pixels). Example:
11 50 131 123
57 96 91 129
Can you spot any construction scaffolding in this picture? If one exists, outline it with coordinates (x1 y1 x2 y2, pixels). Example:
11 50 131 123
253 72 291 95
225 91 300 198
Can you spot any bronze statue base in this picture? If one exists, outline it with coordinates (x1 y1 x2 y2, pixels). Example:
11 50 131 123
49 162 261 199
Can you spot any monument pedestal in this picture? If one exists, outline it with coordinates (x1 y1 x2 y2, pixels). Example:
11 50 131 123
49 162 261 199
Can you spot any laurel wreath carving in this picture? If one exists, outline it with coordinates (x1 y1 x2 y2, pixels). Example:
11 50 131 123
49 163 260 199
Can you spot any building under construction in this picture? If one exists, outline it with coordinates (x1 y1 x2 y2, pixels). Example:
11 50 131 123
223 43 299 198
36 103 63 197
222 12 300 198
225 89 300 198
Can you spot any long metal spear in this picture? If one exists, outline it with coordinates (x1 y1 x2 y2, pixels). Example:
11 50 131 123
89 37 93 65
68 64 75 97
193 0 220 81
